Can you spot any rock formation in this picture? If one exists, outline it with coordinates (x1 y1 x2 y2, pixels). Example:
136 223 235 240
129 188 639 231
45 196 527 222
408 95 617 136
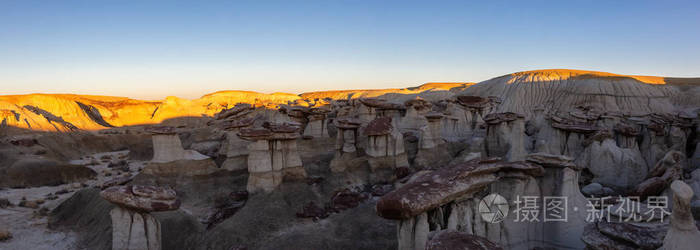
238 123 306 193
330 118 363 172
662 180 700 250
147 126 208 163
100 185 180 250
364 117 408 182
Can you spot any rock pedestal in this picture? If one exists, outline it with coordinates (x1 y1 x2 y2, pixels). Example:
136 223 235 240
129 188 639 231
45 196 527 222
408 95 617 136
239 123 306 193
330 118 362 172
662 180 700 250
147 126 208 163
484 112 526 161
303 108 330 138
364 117 408 181
100 185 180 250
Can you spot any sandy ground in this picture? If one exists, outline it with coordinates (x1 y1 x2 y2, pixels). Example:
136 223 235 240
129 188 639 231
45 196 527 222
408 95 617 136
0 150 145 249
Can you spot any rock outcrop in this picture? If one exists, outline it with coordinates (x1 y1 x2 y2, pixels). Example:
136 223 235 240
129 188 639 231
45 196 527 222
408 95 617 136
662 180 700 250
238 123 306 193
101 185 180 250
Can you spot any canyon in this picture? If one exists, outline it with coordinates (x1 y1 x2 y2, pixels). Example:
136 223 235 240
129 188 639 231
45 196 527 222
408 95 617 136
1 69 699 249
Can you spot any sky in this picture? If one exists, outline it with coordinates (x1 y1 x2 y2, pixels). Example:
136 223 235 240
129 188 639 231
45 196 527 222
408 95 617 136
1 0 698 100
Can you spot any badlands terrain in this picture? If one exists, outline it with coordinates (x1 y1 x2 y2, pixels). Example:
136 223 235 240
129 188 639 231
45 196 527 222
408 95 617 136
0 69 699 249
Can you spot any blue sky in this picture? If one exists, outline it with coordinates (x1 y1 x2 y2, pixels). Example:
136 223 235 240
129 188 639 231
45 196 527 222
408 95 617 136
1 0 698 99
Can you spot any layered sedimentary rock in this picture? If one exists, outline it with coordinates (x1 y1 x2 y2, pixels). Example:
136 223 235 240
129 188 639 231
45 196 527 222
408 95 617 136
378 153 591 250
302 108 331 138
484 112 527 161
100 185 180 250
376 159 545 250
238 123 306 193
364 117 408 181
147 126 208 163
414 112 452 169
218 116 256 171
330 118 363 172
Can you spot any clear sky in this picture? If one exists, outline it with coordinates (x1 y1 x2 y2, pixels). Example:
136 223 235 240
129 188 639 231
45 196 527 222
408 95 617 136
1 0 698 100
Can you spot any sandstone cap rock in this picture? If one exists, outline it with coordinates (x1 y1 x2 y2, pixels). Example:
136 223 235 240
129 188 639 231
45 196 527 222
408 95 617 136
526 153 578 170
483 112 524 125
425 112 444 121
455 95 490 109
376 158 544 220
364 117 393 136
335 118 362 129
100 185 180 212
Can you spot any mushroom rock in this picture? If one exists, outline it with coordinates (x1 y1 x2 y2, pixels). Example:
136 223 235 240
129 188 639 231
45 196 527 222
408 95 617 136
426 230 503 250
363 117 408 182
377 159 544 220
414 112 451 170
614 121 641 149
455 95 493 130
218 118 256 171
484 112 527 161
526 153 588 249
662 180 700 250
399 98 431 131
146 126 209 163
303 108 330 138
640 120 671 168
238 124 306 193
330 118 363 172
100 185 180 250
377 159 544 250
577 138 648 191
442 102 471 138
280 105 310 127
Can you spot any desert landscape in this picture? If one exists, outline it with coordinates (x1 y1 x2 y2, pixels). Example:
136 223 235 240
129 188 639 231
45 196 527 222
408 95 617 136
2 1 700 249
1 69 699 249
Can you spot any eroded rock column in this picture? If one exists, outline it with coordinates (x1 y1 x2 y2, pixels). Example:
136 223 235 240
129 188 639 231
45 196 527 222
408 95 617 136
100 185 180 250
